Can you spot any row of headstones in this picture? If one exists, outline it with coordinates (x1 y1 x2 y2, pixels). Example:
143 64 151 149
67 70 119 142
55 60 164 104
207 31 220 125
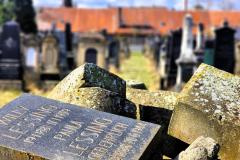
157 19 236 90
0 21 123 90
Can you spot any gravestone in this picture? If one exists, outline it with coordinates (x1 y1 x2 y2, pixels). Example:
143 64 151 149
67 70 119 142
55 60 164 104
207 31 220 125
108 39 120 71
153 36 161 69
175 14 197 91
165 29 182 88
21 34 41 90
169 64 240 160
0 94 162 160
0 21 21 80
65 23 74 70
195 23 205 65
85 48 97 64
204 39 215 66
126 88 188 158
214 21 236 73
54 30 68 76
40 33 60 81
159 39 168 90
0 21 22 89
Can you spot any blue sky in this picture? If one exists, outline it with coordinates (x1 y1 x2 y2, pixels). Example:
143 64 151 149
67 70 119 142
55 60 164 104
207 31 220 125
33 0 240 10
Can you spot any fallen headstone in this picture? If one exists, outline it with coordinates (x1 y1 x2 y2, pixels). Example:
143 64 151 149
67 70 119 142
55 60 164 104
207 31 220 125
127 88 178 123
169 63 240 160
48 87 136 119
48 63 126 98
0 94 162 160
127 88 188 158
174 136 220 160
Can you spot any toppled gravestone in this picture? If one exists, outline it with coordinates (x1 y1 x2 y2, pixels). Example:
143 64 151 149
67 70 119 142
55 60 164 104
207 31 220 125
0 94 162 160
49 87 136 119
126 80 147 90
127 88 177 123
48 63 126 98
174 136 220 160
127 88 188 158
47 63 137 118
169 64 240 160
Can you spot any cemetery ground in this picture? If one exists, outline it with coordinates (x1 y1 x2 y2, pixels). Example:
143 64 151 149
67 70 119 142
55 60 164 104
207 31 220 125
0 52 160 107
113 52 160 91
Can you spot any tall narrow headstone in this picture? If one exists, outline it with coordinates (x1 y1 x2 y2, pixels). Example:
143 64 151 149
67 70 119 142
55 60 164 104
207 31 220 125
195 23 205 65
175 14 197 90
214 21 236 73
0 21 21 80
166 29 182 88
65 22 75 70
159 39 168 89
108 39 120 70
54 30 68 76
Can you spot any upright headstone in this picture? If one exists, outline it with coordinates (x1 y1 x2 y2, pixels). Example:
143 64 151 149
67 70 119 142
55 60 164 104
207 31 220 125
0 21 21 80
21 34 41 90
0 94 162 160
195 23 205 65
175 14 197 91
204 39 215 66
166 29 182 88
108 39 120 71
214 21 236 73
0 21 22 89
40 33 60 89
65 22 75 70
54 30 68 76
159 39 168 89
153 36 161 69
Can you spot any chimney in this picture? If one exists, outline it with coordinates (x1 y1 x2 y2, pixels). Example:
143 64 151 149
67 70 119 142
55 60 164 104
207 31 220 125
63 0 73 7
184 0 188 12
118 7 124 27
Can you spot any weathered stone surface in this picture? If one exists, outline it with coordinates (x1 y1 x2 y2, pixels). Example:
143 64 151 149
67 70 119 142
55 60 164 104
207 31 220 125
126 80 147 90
48 63 126 98
48 87 136 119
127 88 178 124
127 88 187 158
175 136 220 160
0 94 162 160
127 88 178 111
169 63 240 160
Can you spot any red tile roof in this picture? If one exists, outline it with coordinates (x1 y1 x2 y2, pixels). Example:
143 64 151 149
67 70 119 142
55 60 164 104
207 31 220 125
37 7 240 35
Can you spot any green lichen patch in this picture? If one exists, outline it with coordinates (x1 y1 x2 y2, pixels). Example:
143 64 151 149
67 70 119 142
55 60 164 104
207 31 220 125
48 63 126 98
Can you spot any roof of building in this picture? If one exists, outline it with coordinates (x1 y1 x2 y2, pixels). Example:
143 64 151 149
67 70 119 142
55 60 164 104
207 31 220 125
37 7 240 36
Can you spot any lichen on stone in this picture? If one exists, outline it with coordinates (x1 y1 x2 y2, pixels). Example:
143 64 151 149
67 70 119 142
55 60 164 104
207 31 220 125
179 63 240 126
127 88 178 110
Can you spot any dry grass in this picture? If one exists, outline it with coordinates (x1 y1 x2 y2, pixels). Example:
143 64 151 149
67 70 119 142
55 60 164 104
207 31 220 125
0 89 22 108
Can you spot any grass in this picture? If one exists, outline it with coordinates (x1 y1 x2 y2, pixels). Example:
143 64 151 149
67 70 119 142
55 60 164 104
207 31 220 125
0 52 159 107
114 52 160 91
0 90 22 108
